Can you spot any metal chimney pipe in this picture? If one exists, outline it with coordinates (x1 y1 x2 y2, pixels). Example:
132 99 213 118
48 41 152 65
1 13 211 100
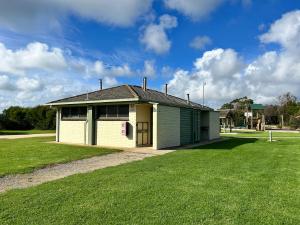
165 83 168 96
99 79 103 90
143 77 147 91
187 93 190 104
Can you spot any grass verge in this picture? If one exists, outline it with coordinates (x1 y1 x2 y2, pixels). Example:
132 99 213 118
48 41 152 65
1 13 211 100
0 130 56 135
0 136 120 176
0 137 299 224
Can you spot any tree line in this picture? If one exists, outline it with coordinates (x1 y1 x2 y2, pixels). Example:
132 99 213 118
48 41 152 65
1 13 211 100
220 92 300 129
0 106 56 130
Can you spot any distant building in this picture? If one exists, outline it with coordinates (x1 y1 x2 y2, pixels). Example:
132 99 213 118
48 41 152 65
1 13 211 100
247 104 265 130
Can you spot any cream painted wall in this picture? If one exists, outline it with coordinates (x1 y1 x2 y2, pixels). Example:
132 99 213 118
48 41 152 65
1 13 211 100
59 120 87 144
209 111 220 140
136 104 151 123
153 104 180 149
96 104 136 148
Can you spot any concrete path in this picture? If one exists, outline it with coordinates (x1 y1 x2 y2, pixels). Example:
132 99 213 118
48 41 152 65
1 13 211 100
0 133 55 139
0 149 173 193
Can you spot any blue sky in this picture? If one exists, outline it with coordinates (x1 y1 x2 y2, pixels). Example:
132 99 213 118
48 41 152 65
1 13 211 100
0 0 300 110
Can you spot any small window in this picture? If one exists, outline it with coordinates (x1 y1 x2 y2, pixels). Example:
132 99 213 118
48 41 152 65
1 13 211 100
61 107 87 120
118 105 129 118
107 106 118 118
98 106 107 118
78 107 87 118
62 108 70 118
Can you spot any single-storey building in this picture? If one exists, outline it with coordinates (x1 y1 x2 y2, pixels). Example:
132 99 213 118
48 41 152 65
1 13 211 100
46 78 220 149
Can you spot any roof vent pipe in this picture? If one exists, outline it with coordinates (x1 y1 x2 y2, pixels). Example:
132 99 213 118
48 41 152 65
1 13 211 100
187 93 190 104
143 77 147 91
99 79 103 90
165 83 168 96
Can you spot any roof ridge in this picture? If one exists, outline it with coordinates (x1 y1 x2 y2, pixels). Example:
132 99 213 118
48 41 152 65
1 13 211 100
132 85 203 106
126 85 139 99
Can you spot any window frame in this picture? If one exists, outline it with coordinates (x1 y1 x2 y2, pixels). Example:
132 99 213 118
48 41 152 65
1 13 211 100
61 106 87 121
96 104 129 121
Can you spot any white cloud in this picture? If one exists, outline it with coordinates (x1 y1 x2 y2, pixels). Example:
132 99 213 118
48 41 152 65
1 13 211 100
59 0 153 26
168 48 300 109
167 10 300 108
16 77 44 92
164 0 224 20
0 42 67 76
102 77 118 87
190 36 212 50
194 48 243 78
0 41 135 111
159 14 178 29
92 60 132 77
0 75 14 91
143 60 156 77
168 48 246 107
140 14 177 54
260 10 300 50
0 0 153 31
164 0 252 20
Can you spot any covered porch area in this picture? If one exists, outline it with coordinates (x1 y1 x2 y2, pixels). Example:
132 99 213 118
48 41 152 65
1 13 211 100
135 104 153 147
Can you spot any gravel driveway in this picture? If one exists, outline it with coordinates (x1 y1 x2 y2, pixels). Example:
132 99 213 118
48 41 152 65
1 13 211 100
0 149 173 193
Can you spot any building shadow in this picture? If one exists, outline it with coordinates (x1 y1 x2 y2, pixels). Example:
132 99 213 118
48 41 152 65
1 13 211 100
191 137 258 150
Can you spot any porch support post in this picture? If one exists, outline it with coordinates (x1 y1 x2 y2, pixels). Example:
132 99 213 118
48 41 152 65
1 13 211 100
152 104 158 150
56 107 61 142
87 106 95 145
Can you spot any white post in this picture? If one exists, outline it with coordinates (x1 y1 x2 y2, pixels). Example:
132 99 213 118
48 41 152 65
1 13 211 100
56 108 61 142
269 130 272 142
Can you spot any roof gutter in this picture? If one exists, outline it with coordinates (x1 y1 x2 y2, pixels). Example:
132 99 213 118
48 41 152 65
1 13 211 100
146 101 212 111
44 97 140 106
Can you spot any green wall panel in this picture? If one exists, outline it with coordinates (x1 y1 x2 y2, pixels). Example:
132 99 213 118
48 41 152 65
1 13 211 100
180 108 193 145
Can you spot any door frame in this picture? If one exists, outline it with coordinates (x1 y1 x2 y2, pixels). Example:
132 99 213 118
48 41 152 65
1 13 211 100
136 122 150 147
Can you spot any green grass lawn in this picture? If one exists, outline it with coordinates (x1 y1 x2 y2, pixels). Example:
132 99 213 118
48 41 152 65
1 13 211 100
0 137 299 225
0 129 55 135
0 137 120 176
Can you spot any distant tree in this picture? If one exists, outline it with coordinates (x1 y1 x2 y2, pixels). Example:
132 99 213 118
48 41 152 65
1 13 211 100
278 92 300 125
1 105 56 130
2 106 33 130
27 106 56 130
220 97 254 127
220 103 233 109
289 116 300 129
221 96 253 110
0 114 6 129
264 105 280 125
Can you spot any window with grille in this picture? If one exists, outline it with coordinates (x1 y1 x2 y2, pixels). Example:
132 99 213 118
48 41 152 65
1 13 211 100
61 107 87 120
96 105 129 120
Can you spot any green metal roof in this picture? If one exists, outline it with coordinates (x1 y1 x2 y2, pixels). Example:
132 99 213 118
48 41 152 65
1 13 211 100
250 104 265 110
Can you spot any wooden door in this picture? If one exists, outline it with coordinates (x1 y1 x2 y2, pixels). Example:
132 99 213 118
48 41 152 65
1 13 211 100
137 122 149 146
